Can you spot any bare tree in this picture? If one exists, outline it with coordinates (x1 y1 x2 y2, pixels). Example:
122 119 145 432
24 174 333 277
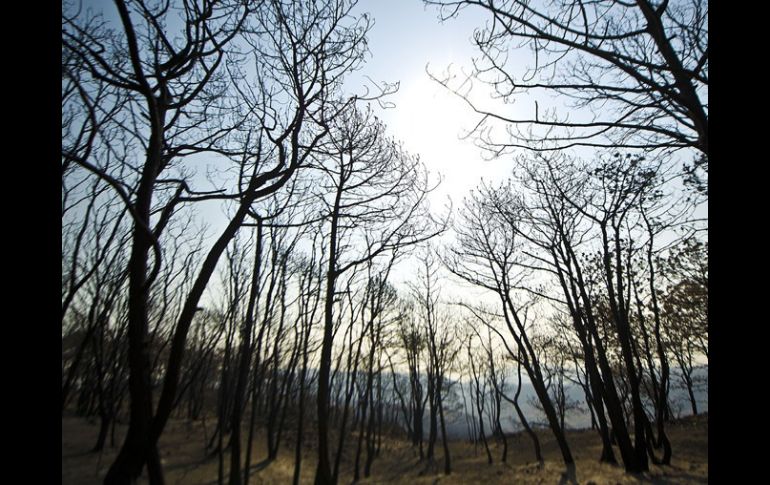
393 300 428 458
462 305 543 464
426 0 708 156
311 104 443 484
62 0 381 481
213 235 253 485
61 188 130 412
465 332 494 465
510 150 700 470
353 266 399 480
447 185 575 466
660 237 707 415
63 238 130 452
291 247 324 485
494 163 626 466
410 247 459 475
63 1 252 480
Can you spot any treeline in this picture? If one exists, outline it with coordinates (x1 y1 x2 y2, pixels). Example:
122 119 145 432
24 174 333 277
446 152 707 472
62 1 707 484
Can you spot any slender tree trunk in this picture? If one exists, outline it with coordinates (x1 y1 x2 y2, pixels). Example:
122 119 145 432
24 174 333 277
315 179 343 485
93 413 112 452
354 392 368 481
494 394 508 463
459 380 475 444
292 368 307 485
363 391 377 477
521 351 573 465
504 357 542 464
243 366 260 485
293 272 316 485
230 220 263 485
590 381 616 464
678 358 698 416
103 164 163 484
469 352 492 465
437 381 451 475
426 376 437 461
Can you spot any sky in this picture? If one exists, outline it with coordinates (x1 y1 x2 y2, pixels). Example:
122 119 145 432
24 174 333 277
338 0 708 296
64 0 708 429
345 0 518 208
70 0 707 221
67 0 707 306
65 0 504 306
336 0 522 298
344 0 708 209
74 0 504 200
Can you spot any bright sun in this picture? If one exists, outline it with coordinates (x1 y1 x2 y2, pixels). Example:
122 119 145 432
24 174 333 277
386 71 515 207
392 73 468 153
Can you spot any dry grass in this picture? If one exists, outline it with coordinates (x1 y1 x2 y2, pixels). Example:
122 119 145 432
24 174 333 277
62 413 707 484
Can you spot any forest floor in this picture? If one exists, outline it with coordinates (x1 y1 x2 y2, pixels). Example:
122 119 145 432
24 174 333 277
62 413 707 484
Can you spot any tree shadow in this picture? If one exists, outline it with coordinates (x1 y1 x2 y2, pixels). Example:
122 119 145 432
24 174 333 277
247 457 275 473
199 458 273 485
164 453 214 484
164 453 213 473
644 463 707 484
417 459 438 476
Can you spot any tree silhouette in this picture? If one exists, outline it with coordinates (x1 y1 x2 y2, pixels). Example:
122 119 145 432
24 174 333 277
426 0 708 157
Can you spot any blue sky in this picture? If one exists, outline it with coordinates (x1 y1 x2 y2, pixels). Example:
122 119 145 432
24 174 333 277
346 0 521 208
66 0 706 304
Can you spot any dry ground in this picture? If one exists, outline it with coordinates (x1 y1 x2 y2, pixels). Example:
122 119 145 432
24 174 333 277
62 413 707 484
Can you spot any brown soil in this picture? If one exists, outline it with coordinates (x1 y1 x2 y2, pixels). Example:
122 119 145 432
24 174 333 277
62 413 707 484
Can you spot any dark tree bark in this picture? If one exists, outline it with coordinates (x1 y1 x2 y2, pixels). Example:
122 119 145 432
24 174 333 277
228 220 263 485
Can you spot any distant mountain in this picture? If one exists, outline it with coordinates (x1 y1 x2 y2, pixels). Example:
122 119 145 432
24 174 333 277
439 366 708 439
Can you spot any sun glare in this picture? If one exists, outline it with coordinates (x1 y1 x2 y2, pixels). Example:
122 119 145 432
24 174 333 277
387 72 515 207
393 73 467 153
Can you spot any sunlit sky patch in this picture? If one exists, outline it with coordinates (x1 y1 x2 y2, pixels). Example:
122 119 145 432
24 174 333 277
346 0 521 208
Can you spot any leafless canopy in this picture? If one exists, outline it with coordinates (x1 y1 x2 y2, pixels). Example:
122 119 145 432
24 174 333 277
426 0 708 157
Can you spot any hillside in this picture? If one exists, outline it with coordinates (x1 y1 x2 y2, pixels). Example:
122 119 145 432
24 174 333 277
62 413 707 484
